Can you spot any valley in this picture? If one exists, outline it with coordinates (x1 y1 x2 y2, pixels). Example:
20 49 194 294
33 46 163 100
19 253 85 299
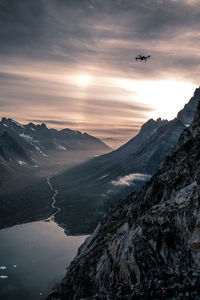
1 1 199 298
0 88 199 235
47 89 200 300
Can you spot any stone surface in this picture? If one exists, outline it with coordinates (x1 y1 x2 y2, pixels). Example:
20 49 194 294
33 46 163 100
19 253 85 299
52 88 200 234
47 99 200 299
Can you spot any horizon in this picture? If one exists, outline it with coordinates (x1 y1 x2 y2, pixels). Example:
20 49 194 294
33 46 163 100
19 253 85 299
0 83 197 149
0 0 200 148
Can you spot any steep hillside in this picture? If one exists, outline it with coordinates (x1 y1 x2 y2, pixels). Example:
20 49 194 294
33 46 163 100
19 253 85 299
47 99 200 299
52 87 200 234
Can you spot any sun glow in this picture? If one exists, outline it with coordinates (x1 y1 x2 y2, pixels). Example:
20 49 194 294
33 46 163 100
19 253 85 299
75 74 93 87
115 79 196 120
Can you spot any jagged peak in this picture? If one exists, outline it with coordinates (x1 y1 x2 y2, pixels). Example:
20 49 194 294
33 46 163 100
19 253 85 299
177 86 200 124
156 117 168 124
1 117 7 123
193 86 200 97
48 97 200 300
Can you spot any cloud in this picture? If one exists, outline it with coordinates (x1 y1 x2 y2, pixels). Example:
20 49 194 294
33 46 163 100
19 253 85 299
29 119 78 126
111 173 151 186
0 0 199 142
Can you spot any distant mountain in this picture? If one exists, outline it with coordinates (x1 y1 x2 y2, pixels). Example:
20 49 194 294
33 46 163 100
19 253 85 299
0 119 111 230
52 87 200 234
47 96 200 300
0 118 111 167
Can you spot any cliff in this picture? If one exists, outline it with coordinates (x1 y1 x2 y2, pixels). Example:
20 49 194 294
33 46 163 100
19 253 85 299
48 100 200 299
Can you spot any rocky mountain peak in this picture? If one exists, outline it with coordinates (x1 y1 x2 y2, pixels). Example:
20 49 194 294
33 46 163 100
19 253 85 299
1 117 7 123
156 117 168 125
47 100 200 299
177 86 200 124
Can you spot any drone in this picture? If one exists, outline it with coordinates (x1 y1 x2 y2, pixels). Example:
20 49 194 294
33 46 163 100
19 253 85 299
135 55 151 61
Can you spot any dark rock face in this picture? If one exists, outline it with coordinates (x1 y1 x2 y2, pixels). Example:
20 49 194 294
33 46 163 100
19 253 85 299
47 101 200 299
51 87 200 235
0 131 31 163
177 87 200 124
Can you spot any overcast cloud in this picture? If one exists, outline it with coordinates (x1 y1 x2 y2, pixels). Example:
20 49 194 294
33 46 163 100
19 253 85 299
0 0 199 146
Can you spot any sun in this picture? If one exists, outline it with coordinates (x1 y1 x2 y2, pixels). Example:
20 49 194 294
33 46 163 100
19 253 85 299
75 74 93 87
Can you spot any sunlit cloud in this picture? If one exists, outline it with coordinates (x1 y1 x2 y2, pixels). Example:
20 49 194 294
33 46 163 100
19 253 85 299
111 173 151 186
0 0 199 146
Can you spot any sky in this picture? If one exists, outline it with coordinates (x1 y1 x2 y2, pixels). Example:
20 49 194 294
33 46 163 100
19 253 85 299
0 0 199 148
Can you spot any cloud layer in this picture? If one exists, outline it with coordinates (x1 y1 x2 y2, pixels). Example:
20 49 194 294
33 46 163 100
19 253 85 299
0 0 199 144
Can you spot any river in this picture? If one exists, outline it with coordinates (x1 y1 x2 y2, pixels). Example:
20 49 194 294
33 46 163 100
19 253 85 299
0 177 88 300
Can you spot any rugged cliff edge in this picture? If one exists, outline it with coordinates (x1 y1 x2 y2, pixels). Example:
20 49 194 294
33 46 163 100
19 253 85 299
48 100 200 299
52 88 199 235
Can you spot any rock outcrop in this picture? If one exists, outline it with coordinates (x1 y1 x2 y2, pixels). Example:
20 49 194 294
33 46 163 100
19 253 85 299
47 99 200 299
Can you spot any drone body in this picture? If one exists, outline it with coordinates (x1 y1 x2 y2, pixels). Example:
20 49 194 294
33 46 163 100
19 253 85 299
135 55 151 61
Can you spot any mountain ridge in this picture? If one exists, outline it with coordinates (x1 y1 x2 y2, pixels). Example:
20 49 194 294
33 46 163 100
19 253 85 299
0 118 111 165
51 87 200 234
47 94 200 299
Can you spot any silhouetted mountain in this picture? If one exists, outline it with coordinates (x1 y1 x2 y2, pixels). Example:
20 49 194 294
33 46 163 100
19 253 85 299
47 96 200 300
52 87 200 234
177 87 200 124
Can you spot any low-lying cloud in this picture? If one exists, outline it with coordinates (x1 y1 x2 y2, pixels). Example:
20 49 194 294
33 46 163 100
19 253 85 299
111 173 151 186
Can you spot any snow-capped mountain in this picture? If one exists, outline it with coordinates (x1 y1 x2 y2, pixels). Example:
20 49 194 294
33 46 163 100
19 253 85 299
0 120 111 230
0 118 111 167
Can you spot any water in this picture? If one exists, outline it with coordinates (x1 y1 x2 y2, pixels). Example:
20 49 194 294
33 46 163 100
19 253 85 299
0 220 88 300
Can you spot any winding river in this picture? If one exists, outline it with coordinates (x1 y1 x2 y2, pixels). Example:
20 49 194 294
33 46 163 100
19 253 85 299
0 177 88 300
46 176 61 220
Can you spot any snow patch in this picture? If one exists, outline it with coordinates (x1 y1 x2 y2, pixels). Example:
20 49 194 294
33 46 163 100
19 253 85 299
111 173 151 186
11 120 24 128
0 266 6 270
3 124 8 127
20 133 33 141
99 174 108 181
34 145 47 157
18 160 27 166
0 275 8 279
57 145 67 151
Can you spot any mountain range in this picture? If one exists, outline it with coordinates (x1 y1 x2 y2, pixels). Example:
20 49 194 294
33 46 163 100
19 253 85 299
0 118 110 169
52 87 200 234
47 92 200 299
0 88 199 234
0 120 110 229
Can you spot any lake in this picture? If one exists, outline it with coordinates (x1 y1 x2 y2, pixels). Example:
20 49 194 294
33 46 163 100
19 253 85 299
0 220 88 300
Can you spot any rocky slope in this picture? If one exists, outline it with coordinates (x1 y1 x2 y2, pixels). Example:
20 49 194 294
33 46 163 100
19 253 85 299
0 118 111 167
52 87 200 234
47 100 200 299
